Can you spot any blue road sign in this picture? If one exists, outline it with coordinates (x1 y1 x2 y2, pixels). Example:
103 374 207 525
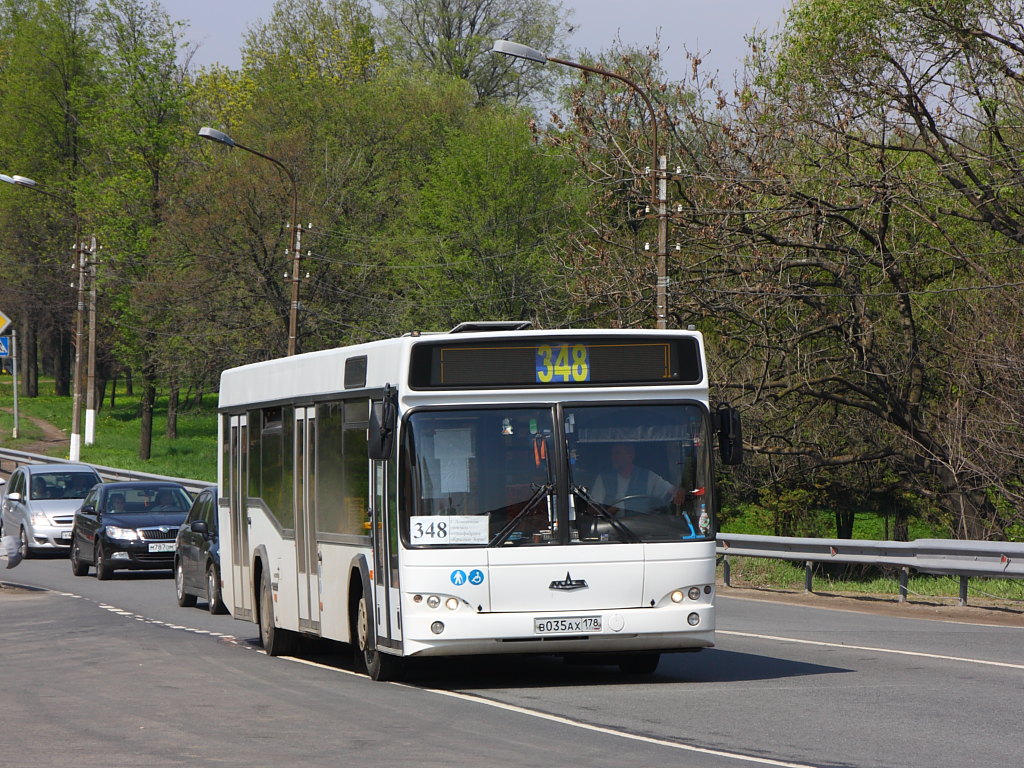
0 336 10 358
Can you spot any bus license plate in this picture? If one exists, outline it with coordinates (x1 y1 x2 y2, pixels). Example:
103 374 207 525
534 616 601 635
148 542 175 553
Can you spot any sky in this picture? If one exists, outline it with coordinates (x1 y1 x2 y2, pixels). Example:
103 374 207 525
171 0 796 81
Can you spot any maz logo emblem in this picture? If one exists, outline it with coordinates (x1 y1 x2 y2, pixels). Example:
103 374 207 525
549 572 588 591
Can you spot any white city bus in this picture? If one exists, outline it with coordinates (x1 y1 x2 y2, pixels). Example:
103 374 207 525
217 323 742 679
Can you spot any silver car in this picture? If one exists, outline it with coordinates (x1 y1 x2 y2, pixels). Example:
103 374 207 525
1 464 102 558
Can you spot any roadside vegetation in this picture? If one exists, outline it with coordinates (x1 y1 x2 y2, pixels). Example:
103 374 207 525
3 1 1024 543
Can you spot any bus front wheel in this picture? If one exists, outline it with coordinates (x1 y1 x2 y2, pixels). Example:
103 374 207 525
356 595 402 681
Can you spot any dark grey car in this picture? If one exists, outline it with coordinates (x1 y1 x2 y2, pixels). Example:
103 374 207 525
70 481 191 579
174 488 226 614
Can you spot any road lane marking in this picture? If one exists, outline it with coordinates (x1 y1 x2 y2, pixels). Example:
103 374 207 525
719 630 1024 670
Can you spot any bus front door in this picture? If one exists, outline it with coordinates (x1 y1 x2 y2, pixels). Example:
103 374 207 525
371 459 402 652
295 407 321 633
229 414 253 620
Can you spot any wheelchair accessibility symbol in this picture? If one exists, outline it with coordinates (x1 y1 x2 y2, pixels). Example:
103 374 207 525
450 569 485 586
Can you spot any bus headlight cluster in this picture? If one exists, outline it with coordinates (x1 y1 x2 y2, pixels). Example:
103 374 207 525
670 586 709 604
413 594 460 611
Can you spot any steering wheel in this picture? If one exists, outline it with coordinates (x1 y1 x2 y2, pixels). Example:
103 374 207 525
606 494 666 515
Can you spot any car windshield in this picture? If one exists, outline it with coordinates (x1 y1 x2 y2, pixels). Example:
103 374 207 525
106 487 191 513
31 472 98 500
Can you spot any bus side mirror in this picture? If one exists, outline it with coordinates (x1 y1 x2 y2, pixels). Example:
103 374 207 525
715 404 743 466
368 384 397 461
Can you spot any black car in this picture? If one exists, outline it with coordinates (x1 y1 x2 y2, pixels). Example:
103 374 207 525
174 487 227 614
70 481 192 579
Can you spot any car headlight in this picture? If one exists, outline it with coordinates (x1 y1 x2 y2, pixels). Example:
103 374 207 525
105 526 139 541
31 512 50 525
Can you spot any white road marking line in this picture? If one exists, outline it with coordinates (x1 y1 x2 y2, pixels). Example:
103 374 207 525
719 630 1024 670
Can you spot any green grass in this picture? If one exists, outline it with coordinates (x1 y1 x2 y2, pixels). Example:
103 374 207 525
0 375 217 482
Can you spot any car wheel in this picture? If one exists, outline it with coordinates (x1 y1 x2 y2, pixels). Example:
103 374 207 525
70 538 89 576
356 594 402 681
207 564 227 615
94 543 112 580
258 569 296 656
175 560 197 607
18 527 31 560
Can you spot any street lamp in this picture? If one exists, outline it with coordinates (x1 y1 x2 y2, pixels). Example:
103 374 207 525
0 172 91 460
199 127 303 356
492 40 670 329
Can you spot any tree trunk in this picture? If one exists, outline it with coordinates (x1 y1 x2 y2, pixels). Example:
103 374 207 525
165 384 178 440
22 316 38 398
138 359 156 461
54 327 71 396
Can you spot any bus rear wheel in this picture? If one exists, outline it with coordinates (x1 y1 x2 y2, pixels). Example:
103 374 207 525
356 595 402 681
259 570 297 656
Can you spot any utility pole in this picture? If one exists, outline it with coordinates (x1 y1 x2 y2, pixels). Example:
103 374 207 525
656 155 668 329
10 328 18 439
85 236 98 446
492 41 670 329
287 221 302 356
69 239 87 461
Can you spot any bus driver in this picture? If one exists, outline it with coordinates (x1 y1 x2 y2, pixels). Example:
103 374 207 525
590 442 687 513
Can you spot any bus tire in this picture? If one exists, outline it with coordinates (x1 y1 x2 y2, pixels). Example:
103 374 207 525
618 652 661 675
259 569 296 656
356 595 402 681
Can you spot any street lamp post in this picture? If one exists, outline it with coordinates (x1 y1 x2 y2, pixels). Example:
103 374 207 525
198 127 303 356
0 173 89 459
492 40 669 329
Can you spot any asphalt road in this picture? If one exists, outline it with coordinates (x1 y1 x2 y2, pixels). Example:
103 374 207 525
2 554 1022 768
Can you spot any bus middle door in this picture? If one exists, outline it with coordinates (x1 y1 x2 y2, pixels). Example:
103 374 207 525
295 407 321 633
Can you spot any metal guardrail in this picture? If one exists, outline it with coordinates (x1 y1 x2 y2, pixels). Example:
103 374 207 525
0 447 214 495
716 532 1024 606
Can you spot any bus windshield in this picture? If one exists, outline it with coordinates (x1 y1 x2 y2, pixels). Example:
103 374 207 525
402 402 712 547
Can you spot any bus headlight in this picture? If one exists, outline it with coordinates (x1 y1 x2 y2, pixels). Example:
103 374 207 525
431 621 445 635
687 612 700 626
688 587 701 601
445 597 459 611
670 590 684 603
426 595 441 609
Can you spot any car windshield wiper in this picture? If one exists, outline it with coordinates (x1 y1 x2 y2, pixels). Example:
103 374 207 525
572 485 639 543
490 482 554 547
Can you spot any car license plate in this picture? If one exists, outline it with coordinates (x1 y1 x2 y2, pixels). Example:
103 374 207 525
534 616 601 635
60 531 72 541
148 542 175 553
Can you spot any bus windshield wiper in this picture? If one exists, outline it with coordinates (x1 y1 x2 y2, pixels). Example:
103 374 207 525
572 485 640 543
490 482 554 547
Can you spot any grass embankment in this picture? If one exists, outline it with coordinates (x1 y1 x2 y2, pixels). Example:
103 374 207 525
0 375 217 482
2 374 1020 606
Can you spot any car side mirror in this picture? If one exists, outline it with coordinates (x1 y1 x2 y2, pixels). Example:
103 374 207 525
80 504 96 515
191 520 209 537
7 491 22 502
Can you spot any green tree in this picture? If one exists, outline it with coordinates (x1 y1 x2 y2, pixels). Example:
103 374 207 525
377 0 570 104
83 0 191 460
